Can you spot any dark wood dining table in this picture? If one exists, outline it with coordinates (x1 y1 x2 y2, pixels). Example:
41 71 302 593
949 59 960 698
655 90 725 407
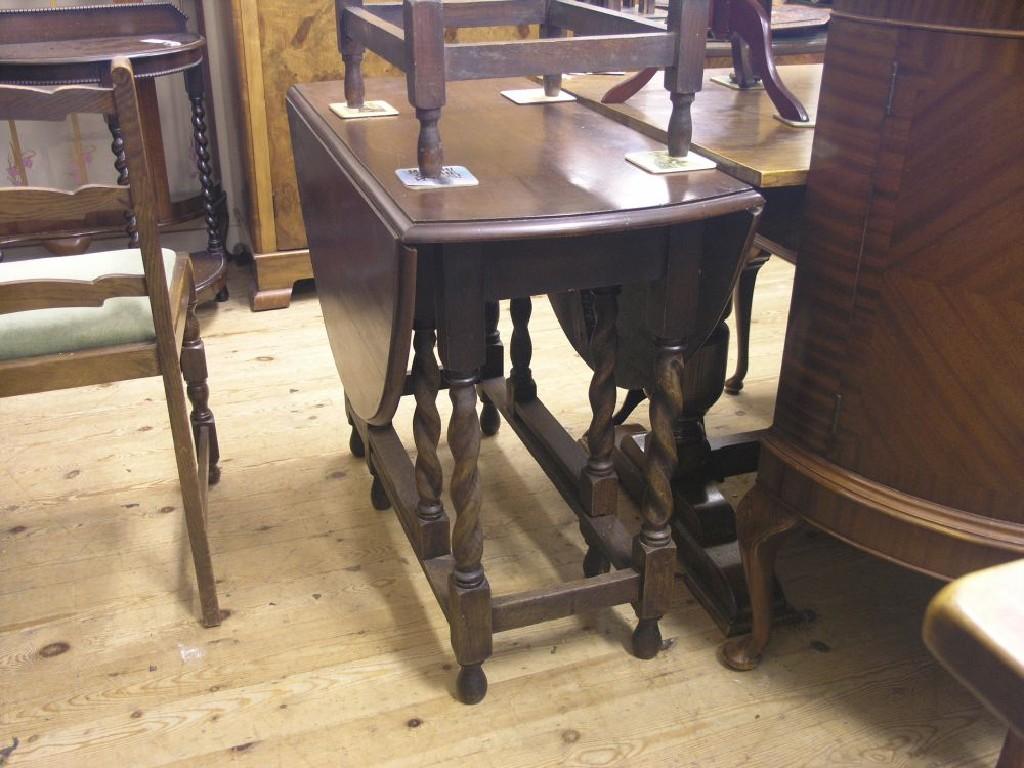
287 75 765 701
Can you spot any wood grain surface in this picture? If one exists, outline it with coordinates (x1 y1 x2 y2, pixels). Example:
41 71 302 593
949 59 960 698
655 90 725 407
0 258 1008 766
562 64 822 188
924 560 1024 734
287 77 755 236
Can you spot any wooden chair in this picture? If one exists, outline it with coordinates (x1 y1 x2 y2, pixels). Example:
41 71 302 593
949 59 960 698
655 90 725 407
924 561 1024 768
337 0 712 178
0 58 222 628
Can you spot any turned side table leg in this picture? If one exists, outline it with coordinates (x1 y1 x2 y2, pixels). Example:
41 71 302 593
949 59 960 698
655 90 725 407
633 338 684 659
413 328 449 559
507 297 537 407
446 371 492 704
480 300 502 437
725 248 771 396
106 115 139 246
581 286 620 518
719 484 799 670
185 67 228 302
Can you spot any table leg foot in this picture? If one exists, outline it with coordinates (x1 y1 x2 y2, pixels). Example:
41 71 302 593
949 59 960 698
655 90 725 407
370 476 390 510
583 545 611 578
456 663 488 705
718 636 762 671
349 425 365 459
480 397 501 437
632 618 663 659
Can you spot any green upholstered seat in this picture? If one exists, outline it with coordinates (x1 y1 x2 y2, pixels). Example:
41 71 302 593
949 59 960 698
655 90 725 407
0 248 180 362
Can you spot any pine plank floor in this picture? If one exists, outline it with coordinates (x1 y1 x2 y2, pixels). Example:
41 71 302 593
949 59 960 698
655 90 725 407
0 259 1005 767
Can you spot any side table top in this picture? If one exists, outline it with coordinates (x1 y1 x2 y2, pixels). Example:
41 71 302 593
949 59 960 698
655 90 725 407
0 34 203 68
563 64 823 189
0 3 203 82
286 78 762 245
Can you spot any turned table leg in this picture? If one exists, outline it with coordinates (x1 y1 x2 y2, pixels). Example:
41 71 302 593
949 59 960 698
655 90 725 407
446 370 492 704
581 286 620 518
507 297 537 406
185 67 228 302
413 328 450 559
633 338 683 659
480 300 502 437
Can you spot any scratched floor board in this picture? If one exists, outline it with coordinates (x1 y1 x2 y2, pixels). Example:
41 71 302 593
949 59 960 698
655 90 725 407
0 261 1004 766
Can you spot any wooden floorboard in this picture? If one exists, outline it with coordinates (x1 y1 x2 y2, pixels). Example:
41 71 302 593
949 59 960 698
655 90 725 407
0 261 1003 766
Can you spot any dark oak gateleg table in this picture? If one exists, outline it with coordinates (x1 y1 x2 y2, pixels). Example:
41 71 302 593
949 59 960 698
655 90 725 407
0 3 244 303
558 63 821 636
287 77 763 703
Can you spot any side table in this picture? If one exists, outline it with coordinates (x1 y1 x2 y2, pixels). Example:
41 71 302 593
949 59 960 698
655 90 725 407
0 3 242 303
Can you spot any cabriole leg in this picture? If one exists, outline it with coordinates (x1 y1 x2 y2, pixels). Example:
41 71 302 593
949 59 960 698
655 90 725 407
725 248 770 395
719 484 799 670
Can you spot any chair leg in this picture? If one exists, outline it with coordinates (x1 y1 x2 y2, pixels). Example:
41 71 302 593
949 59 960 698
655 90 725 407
168 280 221 627
163 356 222 628
725 248 770 395
718 484 798 670
180 281 221 484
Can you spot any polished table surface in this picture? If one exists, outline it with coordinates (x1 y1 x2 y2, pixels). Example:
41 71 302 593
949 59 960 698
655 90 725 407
562 64 823 188
288 78 755 241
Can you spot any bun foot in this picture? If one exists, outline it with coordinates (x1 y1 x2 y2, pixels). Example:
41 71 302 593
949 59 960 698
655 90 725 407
632 618 663 660
349 426 366 458
480 399 501 437
370 474 391 511
456 663 488 705
718 636 762 671
582 546 610 578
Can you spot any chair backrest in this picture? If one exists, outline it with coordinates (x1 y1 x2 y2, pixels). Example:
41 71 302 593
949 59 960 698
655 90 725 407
0 58 170 320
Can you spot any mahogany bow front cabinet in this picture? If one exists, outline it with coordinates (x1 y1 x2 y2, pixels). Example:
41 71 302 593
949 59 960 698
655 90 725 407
287 76 763 702
721 0 1024 671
